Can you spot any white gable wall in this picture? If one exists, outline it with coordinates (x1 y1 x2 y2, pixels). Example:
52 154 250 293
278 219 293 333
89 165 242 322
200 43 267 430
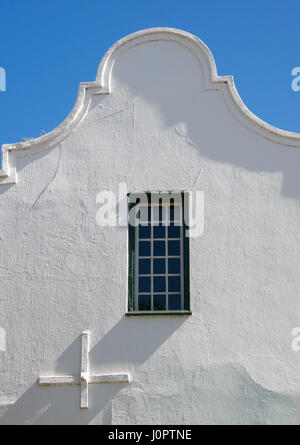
1 28 300 425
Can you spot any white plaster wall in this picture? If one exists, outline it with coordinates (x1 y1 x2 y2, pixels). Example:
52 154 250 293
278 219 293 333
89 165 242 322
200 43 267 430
1 29 300 425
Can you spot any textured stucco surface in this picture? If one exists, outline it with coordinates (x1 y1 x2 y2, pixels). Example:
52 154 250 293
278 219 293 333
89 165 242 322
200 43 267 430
1 29 300 425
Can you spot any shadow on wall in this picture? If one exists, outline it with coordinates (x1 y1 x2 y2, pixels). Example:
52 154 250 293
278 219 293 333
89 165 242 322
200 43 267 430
113 362 300 425
0 336 111 425
2 338 300 424
0 316 186 425
1 43 300 199
111 41 300 200
89 315 187 367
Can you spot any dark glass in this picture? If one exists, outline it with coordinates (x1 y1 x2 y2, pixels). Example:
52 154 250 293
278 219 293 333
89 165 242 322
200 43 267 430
139 241 151 257
139 225 151 239
153 225 166 239
169 205 175 222
153 276 166 292
139 276 151 293
153 258 166 274
153 241 165 256
168 294 181 310
168 258 181 274
168 224 181 239
139 259 151 275
168 240 180 256
168 276 181 292
139 295 151 311
154 294 166 310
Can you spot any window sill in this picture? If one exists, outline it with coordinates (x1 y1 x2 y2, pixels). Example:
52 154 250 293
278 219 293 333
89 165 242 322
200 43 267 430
126 310 192 316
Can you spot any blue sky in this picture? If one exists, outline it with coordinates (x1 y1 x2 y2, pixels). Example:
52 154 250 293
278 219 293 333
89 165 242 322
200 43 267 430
0 0 300 167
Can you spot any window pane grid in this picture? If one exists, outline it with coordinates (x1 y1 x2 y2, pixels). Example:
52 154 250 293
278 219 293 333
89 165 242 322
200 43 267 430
180 222 184 310
139 256 181 259
151 223 154 311
136 238 181 241
139 292 181 295
165 232 168 310
136 204 184 312
139 274 181 277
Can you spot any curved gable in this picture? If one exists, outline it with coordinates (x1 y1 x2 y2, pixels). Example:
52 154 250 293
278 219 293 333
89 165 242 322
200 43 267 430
1 27 300 186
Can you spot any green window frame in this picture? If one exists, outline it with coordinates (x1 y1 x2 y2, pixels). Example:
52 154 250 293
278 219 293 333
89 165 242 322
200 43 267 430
127 191 191 316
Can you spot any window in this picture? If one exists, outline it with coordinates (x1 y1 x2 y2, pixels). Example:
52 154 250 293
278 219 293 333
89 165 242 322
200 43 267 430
127 192 190 315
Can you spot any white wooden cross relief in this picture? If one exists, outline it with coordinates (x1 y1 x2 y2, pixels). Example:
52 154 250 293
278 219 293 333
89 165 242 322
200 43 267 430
39 331 130 409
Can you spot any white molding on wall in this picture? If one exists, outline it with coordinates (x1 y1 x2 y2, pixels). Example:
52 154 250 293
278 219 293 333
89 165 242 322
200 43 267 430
39 331 130 410
1 27 300 185
0 398 16 414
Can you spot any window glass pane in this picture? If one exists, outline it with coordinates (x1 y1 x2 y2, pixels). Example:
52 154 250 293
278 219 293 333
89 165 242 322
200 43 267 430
153 241 165 256
139 259 151 275
168 258 181 274
168 224 181 239
168 240 180 256
153 225 166 239
139 225 151 239
154 294 166 310
153 258 166 274
139 276 151 292
139 241 151 257
168 294 181 310
169 205 174 221
168 276 181 292
139 295 151 311
132 197 187 313
153 276 166 292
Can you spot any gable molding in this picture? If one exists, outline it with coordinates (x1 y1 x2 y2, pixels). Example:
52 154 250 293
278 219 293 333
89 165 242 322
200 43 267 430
1 27 300 185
